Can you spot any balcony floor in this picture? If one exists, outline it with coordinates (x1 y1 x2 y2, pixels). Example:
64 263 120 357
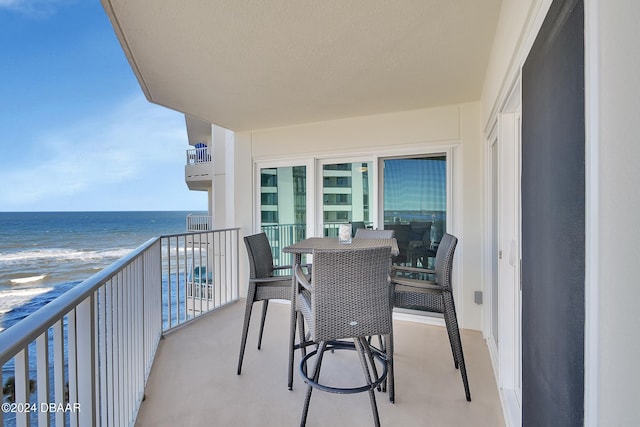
135 301 504 427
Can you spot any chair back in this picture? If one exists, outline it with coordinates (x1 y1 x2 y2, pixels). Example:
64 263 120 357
350 221 366 237
354 228 395 239
244 233 275 279
310 246 392 342
434 233 458 289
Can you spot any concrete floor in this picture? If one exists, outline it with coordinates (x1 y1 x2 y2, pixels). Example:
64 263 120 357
135 301 504 427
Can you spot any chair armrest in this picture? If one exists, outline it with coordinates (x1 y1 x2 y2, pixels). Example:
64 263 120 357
274 263 312 272
294 264 312 292
391 265 435 276
249 276 291 283
391 277 442 293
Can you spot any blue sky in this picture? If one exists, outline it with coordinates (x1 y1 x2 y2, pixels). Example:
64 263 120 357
0 0 206 212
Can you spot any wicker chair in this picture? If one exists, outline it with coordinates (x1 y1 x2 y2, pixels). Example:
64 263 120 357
290 246 394 427
354 227 395 383
391 232 471 401
354 228 395 239
237 232 294 375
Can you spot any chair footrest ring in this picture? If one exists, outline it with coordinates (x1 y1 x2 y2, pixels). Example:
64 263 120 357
299 340 388 395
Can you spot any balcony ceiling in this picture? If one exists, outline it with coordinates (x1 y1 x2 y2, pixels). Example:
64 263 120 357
102 0 502 132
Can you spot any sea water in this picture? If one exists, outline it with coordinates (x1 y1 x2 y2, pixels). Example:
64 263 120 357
0 211 200 425
0 211 197 332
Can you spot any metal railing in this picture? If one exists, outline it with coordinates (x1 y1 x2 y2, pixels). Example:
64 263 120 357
261 224 306 268
161 229 239 324
186 214 212 232
0 229 239 427
185 147 211 165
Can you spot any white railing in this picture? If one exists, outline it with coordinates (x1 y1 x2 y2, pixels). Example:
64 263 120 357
261 224 306 268
185 147 211 165
161 229 239 325
0 229 239 427
186 215 212 232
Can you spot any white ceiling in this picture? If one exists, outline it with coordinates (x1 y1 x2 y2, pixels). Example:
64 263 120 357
102 0 502 132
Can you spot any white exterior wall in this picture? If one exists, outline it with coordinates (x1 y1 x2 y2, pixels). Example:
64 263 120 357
239 103 485 331
481 0 545 124
480 0 640 424
587 1 640 425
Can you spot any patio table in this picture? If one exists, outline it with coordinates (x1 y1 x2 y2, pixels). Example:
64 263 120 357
283 237 398 389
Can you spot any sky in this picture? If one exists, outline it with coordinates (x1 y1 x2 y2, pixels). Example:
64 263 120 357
0 0 207 212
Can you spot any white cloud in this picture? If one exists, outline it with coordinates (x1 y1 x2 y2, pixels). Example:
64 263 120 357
0 0 70 17
0 94 203 211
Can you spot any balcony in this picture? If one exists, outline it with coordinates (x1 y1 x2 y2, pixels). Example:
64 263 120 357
185 146 212 191
186 214 213 232
0 229 239 427
136 301 503 426
0 229 504 426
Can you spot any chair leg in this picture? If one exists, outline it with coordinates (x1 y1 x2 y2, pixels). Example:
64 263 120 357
443 292 471 401
362 338 381 392
288 309 297 390
300 341 328 427
354 337 381 427
289 308 310 390
257 300 269 350
237 284 257 375
444 311 459 370
386 331 395 403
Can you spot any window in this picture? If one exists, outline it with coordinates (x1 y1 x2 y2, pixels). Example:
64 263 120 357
321 161 373 236
259 166 306 266
383 155 447 270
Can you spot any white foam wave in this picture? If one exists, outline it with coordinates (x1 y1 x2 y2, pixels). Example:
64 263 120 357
0 248 133 264
10 274 47 284
0 287 54 315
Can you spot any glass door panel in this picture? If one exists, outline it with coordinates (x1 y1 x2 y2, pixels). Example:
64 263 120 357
259 165 306 267
383 156 447 270
321 161 373 237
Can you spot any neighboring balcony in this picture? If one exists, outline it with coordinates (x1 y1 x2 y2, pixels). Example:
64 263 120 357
185 146 212 191
186 214 213 232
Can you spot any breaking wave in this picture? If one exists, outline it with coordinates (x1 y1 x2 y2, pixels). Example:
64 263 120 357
10 274 47 284
0 248 133 265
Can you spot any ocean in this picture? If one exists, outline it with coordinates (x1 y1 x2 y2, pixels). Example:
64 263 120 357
0 211 199 333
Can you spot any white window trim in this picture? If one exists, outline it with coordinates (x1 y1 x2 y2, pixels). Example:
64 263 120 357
254 142 462 326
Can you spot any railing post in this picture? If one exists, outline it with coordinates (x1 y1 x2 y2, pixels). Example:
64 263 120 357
36 332 50 427
14 349 29 427
76 295 96 426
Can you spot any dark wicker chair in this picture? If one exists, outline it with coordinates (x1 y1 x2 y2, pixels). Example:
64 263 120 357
391 232 471 401
354 228 395 239
290 246 394 426
237 232 294 375
354 227 396 384
351 221 367 237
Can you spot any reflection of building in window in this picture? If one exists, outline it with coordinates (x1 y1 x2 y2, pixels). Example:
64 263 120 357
383 156 447 267
383 156 447 226
322 162 371 225
260 167 306 228
260 166 307 265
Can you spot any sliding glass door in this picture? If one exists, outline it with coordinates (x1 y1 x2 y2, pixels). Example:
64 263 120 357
259 165 306 267
320 161 373 237
382 155 447 269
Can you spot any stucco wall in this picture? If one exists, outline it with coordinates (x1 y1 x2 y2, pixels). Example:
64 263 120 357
479 0 640 424
481 0 549 127
590 1 640 425
251 105 461 159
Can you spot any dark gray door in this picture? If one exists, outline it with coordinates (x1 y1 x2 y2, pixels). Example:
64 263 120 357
521 0 585 425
